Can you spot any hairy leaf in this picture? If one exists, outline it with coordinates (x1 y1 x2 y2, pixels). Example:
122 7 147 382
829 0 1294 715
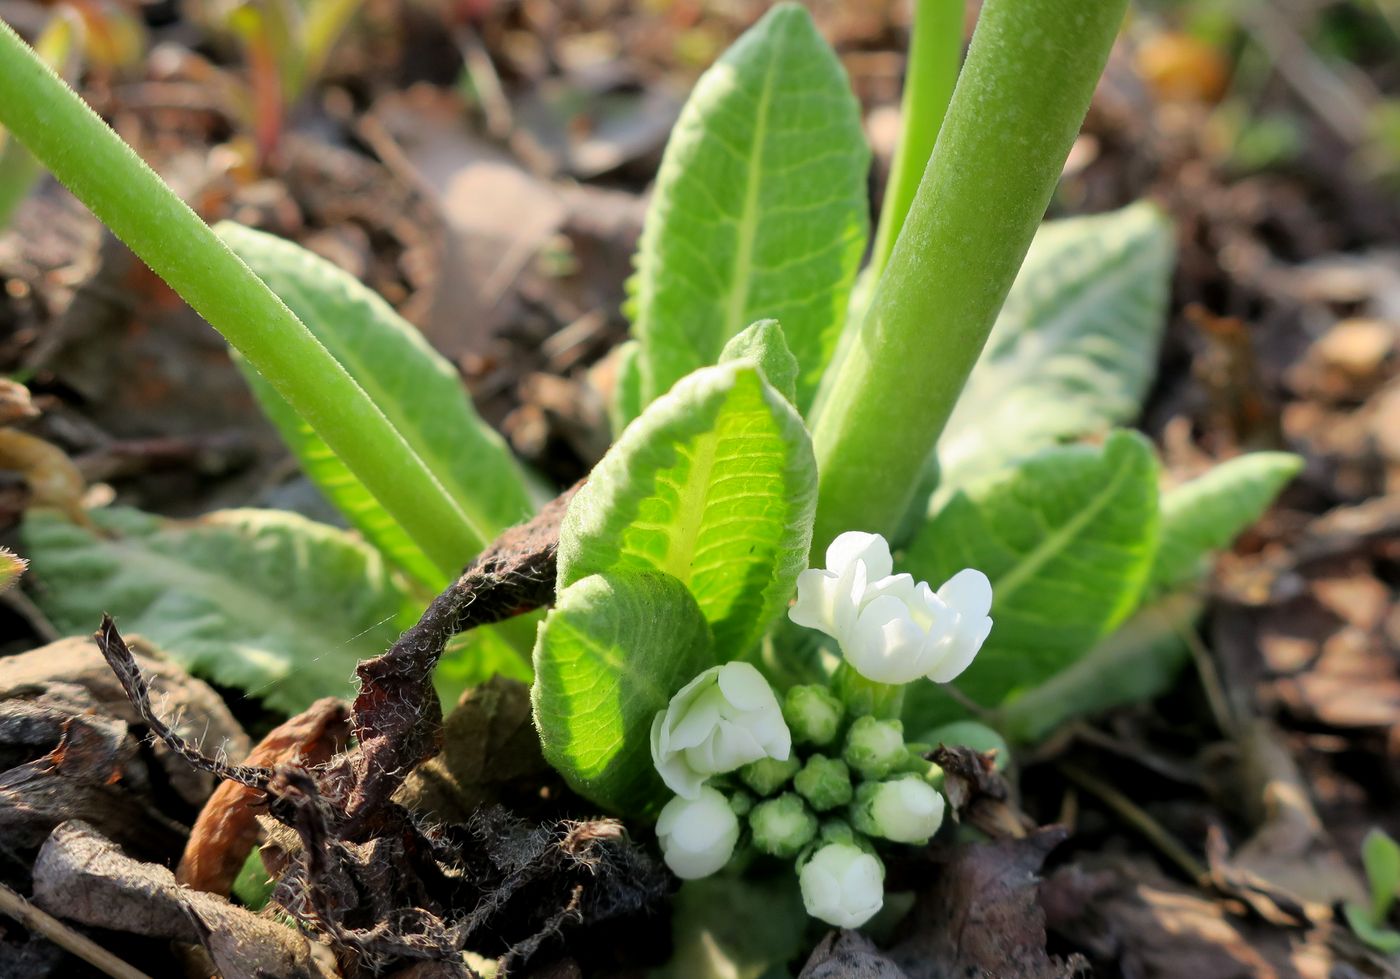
22 507 407 713
218 223 535 588
1151 452 1302 592
936 202 1175 496
906 430 1161 707
559 362 816 655
718 318 798 405
532 570 713 814
628 2 868 417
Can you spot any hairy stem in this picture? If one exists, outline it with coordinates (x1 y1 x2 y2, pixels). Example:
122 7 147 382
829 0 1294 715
868 0 963 282
811 0 1127 549
0 21 490 587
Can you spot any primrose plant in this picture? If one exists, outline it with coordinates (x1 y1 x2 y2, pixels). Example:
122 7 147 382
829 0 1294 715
1 0 1304 949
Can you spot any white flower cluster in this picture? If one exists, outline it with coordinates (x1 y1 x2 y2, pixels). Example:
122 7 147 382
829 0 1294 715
790 531 992 685
647 531 994 931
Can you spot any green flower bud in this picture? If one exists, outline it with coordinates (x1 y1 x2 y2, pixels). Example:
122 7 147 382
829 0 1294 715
728 789 755 817
843 715 906 779
739 755 801 796
783 684 843 747
749 792 818 858
851 776 946 844
793 754 853 812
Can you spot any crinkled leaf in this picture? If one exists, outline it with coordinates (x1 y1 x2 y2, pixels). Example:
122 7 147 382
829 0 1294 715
996 593 1202 743
719 318 798 405
1151 452 1302 592
218 223 535 589
22 507 407 714
628 2 868 418
906 430 1161 708
532 570 714 814
559 362 816 655
936 202 1175 496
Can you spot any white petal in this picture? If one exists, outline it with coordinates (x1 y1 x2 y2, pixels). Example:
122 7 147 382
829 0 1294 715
926 614 992 684
788 569 842 635
846 595 925 684
826 531 893 581
666 685 726 750
716 662 773 712
937 568 993 619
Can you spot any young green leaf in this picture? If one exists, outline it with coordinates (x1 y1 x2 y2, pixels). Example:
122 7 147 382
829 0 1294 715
608 339 644 437
628 2 868 417
905 430 1161 707
1344 903 1400 954
1364 828 1400 921
935 203 1175 497
532 570 714 814
22 507 407 714
559 362 816 656
1151 452 1302 592
218 223 536 589
718 318 798 405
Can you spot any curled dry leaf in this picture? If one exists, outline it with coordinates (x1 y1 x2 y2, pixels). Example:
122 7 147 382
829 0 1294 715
798 930 909 979
178 696 350 896
932 744 1032 840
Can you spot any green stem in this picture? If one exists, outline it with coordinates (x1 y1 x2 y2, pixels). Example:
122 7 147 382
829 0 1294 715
833 662 905 720
811 0 1127 550
868 0 963 282
0 23 507 615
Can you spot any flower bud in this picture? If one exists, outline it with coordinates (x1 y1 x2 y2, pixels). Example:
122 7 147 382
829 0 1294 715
651 662 792 798
656 787 740 879
749 792 817 859
793 755 853 812
782 684 843 747
851 777 946 845
728 789 755 818
739 755 800 796
798 842 884 928
843 715 906 780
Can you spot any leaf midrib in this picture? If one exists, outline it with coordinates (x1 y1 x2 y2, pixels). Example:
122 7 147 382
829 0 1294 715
719 22 781 349
101 520 378 660
991 453 1139 604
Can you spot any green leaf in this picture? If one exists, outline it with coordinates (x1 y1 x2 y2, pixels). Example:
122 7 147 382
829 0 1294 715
609 338 644 438
217 223 535 589
719 318 798 405
653 874 809 979
559 362 816 656
532 570 714 814
1345 902 1400 954
1364 828 1400 920
996 593 1202 743
936 202 1175 496
22 507 407 714
905 430 1161 707
434 618 534 708
1151 452 1302 592
629 2 869 416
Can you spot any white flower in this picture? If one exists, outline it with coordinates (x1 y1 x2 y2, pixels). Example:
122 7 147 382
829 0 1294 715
789 531 993 685
651 662 791 799
656 787 740 879
867 777 946 844
799 843 884 928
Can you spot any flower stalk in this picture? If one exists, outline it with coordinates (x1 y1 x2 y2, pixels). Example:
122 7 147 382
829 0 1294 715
0 21 497 590
811 0 1131 549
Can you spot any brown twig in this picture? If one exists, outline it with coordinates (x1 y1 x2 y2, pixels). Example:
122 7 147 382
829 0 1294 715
0 880 154 979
